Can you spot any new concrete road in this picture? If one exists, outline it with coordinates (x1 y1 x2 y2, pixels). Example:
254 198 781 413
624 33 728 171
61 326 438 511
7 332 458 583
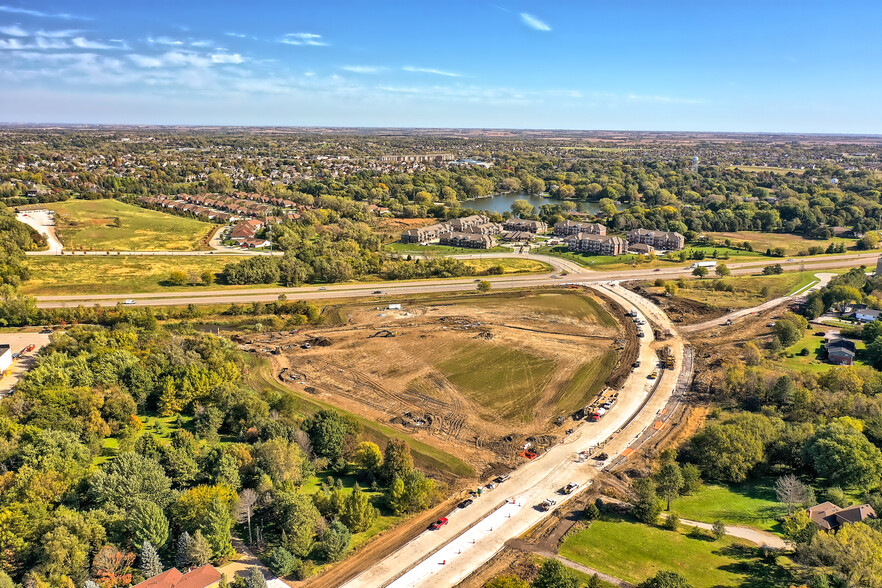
33 251 881 309
343 283 684 588
0 332 51 397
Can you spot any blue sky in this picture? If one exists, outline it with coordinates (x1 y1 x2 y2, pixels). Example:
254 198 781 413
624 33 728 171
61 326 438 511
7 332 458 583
0 1 880 132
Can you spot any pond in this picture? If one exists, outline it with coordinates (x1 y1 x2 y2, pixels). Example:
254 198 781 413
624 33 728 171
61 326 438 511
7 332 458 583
463 192 618 215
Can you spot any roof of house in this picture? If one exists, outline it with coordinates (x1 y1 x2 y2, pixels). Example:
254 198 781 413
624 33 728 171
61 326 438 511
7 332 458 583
133 565 222 588
828 339 857 353
806 502 877 530
0 344 10 355
858 309 882 318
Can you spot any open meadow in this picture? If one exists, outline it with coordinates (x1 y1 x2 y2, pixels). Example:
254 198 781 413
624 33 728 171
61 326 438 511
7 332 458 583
50 198 214 251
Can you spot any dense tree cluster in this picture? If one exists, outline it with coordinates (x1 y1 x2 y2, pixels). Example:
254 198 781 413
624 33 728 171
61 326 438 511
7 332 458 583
0 324 440 586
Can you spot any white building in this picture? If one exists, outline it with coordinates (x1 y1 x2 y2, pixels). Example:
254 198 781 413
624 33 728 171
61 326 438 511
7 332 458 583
0 345 11 374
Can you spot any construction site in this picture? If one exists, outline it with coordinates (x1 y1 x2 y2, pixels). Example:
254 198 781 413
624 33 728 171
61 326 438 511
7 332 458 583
239 288 643 476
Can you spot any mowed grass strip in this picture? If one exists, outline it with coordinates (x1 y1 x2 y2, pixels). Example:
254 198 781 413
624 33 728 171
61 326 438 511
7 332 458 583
22 255 237 295
435 341 556 423
702 231 855 256
461 258 553 275
559 517 795 587
668 480 784 532
51 199 214 251
556 348 618 414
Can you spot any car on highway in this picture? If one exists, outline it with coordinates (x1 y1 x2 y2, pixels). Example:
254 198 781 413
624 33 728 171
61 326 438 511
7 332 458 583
538 498 557 511
429 517 449 530
318 287 327 290
561 482 579 494
458 499 474 509
372 290 383 294
40 327 52 334
123 299 136 305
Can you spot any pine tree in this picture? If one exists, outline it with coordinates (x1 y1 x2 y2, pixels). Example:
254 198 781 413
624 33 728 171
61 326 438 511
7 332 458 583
176 532 194 570
341 484 377 533
204 497 235 562
245 566 268 588
130 500 170 549
189 530 212 567
159 377 182 417
140 541 163 578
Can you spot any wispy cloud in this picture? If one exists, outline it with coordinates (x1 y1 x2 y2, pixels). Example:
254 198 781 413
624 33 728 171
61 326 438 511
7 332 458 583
211 53 244 64
147 36 184 46
520 13 551 32
72 37 126 50
0 24 26 36
341 65 383 74
279 32 327 46
0 5 89 20
403 66 460 77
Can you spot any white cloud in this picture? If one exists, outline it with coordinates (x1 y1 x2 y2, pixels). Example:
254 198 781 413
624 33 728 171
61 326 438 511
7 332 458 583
341 65 383 74
35 29 79 38
34 35 68 49
190 40 212 48
128 54 163 68
211 53 244 64
72 37 123 50
0 37 25 49
0 5 89 20
147 36 184 46
403 66 460 77
280 32 327 46
0 24 26 36
520 13 551 32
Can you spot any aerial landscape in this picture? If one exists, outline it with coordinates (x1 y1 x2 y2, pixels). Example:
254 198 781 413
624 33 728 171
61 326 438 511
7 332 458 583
3 2 882 588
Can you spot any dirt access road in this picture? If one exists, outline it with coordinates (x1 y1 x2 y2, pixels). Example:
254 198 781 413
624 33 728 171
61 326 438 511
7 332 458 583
340 284 684 588
17 210 63 254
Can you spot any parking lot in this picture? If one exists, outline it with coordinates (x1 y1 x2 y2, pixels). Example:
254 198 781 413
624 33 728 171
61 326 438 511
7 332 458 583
0 332 52 396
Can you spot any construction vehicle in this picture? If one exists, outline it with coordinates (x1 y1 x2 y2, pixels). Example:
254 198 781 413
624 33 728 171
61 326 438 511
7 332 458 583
539 498 557 511
664 347 675 369
368 329 397 338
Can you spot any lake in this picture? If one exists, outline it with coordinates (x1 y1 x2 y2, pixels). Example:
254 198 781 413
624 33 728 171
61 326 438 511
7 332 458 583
463 192 613 215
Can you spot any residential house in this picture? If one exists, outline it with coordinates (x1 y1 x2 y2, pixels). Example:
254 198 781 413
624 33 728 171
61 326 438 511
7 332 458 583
503 219 547 233
400 223 449 244
806 502 877 531
554 220 606 237
826 338 856 366
626 228 686 251
564 233 627 256
446 214 490 231
229 219 265 242
856 309 882 323
628 243 656 255
132 564 222 588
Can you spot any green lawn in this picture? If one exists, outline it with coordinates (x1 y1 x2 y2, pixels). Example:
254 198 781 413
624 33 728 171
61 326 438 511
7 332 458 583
51 199 214 251
668 480 784 532
460 258 553 275
385 242 512 254
435 340 557 423
702 231 855 256
779 332 867 373
656 270 828 310
559 516 796 587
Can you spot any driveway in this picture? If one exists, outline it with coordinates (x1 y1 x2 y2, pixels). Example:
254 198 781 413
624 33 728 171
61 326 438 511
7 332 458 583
0 332 51 396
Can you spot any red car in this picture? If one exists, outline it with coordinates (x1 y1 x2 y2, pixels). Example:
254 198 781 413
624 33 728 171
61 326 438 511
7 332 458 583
429 517 448 530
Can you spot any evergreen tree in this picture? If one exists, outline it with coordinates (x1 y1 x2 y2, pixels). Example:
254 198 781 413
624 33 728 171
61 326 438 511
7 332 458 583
175 532 194 570
140 541 163 578
532 559 578 588
204 496 236 562
130 500 170 549
245 566 268 588
341 484 377 533
188 531 212 568
320 520 351 562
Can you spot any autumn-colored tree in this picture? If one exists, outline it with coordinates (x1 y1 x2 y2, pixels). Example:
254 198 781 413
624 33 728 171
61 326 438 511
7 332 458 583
92 545 135 588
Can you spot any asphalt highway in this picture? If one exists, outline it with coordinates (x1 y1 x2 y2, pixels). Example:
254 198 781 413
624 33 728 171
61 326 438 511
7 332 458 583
34 251 880 309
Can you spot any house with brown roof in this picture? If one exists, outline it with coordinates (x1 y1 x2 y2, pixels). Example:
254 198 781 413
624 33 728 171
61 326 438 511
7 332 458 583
806 502 877 531
133 564 222 588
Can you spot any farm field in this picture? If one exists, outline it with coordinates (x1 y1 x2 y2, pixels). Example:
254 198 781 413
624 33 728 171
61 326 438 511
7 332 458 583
21 256 551 296
245 289 624 474
559 516 796 587
50 199 214 251
702 231 856 256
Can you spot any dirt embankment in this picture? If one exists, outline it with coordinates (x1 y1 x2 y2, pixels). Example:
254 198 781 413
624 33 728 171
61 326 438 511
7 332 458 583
623 282 727 325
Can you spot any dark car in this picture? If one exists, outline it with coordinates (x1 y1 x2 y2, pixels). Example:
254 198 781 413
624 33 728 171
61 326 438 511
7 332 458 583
494 474 510 484
632 361 641 368
429 517 448 530
458 499 474 509
373 290 383 294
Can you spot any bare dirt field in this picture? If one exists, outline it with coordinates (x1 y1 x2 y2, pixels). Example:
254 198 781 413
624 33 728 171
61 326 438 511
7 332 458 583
244 289 626 476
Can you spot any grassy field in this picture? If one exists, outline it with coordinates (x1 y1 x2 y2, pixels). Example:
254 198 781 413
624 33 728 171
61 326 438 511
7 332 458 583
702 231 856 256
51 199 214 251
461 258 553 275
656 270 825 310
557 348 618 414
435 341 557 422
559 516 796 587
668 480 785 532
729 165 806 175
22 255 236 295
535 245 766 271
385 242 512 254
